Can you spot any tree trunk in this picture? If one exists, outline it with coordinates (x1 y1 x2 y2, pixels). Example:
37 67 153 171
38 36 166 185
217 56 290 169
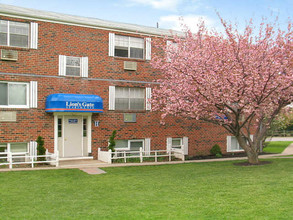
246 149 259 164
236 136 260 165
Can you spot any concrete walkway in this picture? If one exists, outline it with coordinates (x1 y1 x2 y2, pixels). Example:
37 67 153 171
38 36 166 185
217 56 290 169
280 143 293 155
80 167 106 175
1 143 293 172
266 137 293 142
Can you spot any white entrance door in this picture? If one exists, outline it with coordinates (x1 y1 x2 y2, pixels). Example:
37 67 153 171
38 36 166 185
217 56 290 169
64 116 83 157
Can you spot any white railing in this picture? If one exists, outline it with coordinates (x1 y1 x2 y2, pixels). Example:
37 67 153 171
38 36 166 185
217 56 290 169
98 148 112 164
98 147 185 164
0 150 59 169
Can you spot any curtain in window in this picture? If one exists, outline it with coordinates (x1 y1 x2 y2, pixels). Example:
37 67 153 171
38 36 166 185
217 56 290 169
115 140 128 149
115 87 130 110
66 56 81 76
130 141 143 151
130 38 144 58
10 143 27 153
9 21 29 47
9 84 26 105
0 83 8 105
0 20 8 46
129 88 144 110
115 35 129 47
230 136 239 150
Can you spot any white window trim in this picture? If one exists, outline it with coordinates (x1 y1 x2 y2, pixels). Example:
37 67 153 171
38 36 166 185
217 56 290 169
0 20 30 48
128 139 145 150
145 87 151 111
115 139 145 151
0 81 30 109
66 56 81 76
59 55 88 77
110 86 151 111
115 87 146 111
171 138 183 149
65 56 81 76
167 137 188 155
113 34 145 59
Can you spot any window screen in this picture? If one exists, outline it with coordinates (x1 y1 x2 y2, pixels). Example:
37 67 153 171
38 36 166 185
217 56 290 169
0 20 29 47
66 56 81 76
0 82 28 107
10 143 27 153
114 35 144 59
115 87 145 110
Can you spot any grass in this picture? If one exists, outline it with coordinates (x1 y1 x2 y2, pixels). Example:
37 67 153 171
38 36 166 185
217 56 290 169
263 141 293 154
1 159 293 219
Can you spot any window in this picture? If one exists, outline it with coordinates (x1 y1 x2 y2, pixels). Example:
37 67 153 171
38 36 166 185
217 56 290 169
0 20 29 48
227 136 244 152
115 139 144 151
115 87 145 110
83 118 87 137
3 143 28 162
10 143 27 153
0 144 7 163
109 86 151 111
59 55 88 77
167 137 188 155
66 56 81 76
0 20 38 49
109 33 151 60
171 138 182 149
0 144 7 153
115 140 128 150
166 40 178 62
0 82 29 108
114 35 144 59
58 118 62 138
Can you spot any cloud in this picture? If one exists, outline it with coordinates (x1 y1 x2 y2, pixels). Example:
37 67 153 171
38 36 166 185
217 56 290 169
159 14 216 32
0 0 17 4
128 0 183 11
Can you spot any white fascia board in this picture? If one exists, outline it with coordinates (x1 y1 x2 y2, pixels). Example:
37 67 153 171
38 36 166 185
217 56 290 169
0 4 184 37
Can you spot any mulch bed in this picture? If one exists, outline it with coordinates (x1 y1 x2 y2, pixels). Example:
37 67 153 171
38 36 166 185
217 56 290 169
188 152 273 160
0 163 53 169
233 161 273 166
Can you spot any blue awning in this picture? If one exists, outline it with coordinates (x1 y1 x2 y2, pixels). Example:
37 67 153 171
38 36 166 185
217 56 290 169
46 94 103 113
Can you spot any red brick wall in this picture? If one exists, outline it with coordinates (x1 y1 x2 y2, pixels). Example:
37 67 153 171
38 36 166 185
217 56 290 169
0 15 230 158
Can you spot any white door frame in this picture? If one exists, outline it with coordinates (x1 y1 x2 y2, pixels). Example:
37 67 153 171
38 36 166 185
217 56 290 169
53 112 92 157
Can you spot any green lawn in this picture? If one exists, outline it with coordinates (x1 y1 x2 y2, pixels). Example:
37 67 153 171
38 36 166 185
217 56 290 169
1 159 293 219
263 141 293 153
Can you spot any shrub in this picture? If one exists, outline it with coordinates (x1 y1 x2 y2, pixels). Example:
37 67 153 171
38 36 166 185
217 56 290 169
215 153 222 158
108 130 117 152
36 136 46 161
210 144 222 156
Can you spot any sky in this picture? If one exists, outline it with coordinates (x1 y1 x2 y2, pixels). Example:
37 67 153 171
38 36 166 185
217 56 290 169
0 0 292 32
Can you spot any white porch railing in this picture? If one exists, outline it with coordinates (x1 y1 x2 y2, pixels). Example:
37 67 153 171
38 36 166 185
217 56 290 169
98 147 185 164
0 150 59 169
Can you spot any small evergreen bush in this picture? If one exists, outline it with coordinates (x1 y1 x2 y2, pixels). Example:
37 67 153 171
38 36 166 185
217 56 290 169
36 136 46 161
215 153 222 158
210 144 222 156
108 130 117 152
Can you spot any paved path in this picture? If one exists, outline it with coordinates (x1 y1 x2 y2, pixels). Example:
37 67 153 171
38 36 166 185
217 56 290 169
79 167 106 175
281 143 293 155
266 137 293 142
2 143 293 172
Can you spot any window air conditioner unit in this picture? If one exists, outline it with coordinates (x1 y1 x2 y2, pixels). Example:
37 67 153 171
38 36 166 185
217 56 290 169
124 61 137 71
1 49 18 61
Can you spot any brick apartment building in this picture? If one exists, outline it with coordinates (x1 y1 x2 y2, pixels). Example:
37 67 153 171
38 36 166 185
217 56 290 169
0 4 242 160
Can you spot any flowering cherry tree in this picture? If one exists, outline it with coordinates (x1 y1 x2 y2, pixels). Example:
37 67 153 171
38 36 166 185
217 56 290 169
151 18 293 164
